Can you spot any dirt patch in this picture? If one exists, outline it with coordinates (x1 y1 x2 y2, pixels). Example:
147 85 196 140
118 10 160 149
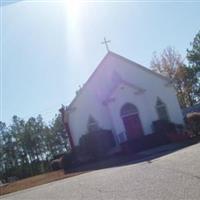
0 170 85 196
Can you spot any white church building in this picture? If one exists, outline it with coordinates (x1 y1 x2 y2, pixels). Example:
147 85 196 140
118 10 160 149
67 51 183 147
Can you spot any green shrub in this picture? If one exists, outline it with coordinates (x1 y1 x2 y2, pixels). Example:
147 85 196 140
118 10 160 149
79 129 115 159
62 152 76 172
51 158 63 171
152 120 176 134
185 112 200 136
121 133 170 153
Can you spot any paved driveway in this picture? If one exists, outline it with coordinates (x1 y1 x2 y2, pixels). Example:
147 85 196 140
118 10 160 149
1 143 200 200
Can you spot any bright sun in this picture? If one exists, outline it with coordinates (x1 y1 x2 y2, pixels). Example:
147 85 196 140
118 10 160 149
65 0 82 24
64 0 85 55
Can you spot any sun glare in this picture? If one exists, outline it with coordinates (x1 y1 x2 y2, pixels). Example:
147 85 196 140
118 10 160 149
64 0 85 60
65 0 81 26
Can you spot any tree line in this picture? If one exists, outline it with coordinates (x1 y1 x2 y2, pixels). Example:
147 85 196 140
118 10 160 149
0 114 69 180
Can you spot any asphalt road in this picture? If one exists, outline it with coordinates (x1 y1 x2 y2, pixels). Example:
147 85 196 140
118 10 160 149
1 143 200 200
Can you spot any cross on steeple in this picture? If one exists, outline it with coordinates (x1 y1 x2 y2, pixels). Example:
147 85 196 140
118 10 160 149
101 37 111 52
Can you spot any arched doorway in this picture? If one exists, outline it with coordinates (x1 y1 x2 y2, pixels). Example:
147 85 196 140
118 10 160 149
120 103 143 140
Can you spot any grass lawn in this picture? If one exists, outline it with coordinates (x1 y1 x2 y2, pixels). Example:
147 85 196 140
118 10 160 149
0 170 85 196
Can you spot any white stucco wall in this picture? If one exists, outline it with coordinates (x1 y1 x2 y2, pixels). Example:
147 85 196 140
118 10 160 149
106 83 155 141
68 89 113 146
68 52 184 146
106 82 183 144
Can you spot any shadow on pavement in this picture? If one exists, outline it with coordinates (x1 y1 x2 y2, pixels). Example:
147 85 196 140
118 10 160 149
66 139 199 174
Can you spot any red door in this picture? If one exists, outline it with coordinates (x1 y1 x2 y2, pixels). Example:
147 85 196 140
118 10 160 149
122 114 143 140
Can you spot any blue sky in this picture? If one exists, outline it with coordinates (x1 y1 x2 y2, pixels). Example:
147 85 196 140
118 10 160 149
1 0 200 124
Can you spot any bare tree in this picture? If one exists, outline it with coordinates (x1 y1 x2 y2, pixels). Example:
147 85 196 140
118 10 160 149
150 46 184 80
150 47 195 108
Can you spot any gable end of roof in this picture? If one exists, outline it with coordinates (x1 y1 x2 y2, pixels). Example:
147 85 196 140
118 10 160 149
109 51 170 82
68 51 170 110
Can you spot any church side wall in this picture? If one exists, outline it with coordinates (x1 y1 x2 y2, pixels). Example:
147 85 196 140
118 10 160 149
68 89 113 146
154 86 184 124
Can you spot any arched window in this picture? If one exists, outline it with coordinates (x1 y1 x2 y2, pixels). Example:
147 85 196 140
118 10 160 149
155 98 169 121
87 115 99 132
120 103 138 117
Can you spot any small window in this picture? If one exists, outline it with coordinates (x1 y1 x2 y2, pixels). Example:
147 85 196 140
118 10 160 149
87 115 99 132
156 98 170 121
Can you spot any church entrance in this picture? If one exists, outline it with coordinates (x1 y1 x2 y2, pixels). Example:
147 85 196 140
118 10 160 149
120 103 143 140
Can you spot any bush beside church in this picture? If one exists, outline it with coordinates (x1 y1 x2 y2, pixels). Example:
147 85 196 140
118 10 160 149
57 114 200 172
185 112 200 137
78 129 115 160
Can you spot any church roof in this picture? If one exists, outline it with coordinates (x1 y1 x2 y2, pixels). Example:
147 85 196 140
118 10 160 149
68 51 170 109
